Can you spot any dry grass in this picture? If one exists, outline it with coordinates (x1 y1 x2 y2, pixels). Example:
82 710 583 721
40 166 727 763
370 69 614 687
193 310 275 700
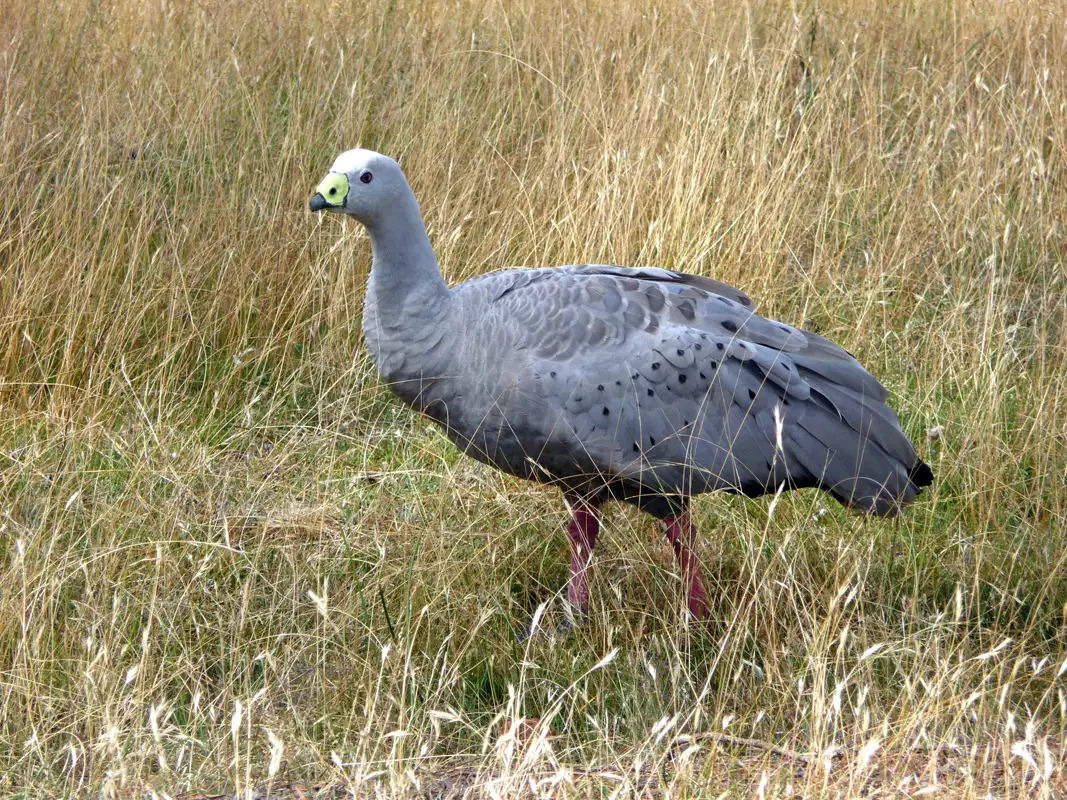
2 0 1066 796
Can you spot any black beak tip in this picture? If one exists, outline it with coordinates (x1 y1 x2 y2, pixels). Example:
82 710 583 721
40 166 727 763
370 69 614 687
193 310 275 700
309 193 329 212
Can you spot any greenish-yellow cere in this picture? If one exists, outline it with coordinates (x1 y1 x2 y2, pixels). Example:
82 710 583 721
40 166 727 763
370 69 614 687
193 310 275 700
316 172 349 206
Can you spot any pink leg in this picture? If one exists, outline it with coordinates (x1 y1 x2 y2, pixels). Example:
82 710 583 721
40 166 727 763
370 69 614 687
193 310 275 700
664 514 711 621
566 502 601 615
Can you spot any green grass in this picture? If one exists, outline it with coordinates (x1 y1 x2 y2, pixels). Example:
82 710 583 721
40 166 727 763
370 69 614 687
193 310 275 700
2 0 1066 796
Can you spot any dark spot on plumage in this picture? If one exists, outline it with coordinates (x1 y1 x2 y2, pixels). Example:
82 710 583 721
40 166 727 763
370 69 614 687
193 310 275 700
783 398 790 406
550 371 556 377
778 324 791 334
738 296 752 306
684 419 690 427
699 372 706 379
677 349 684 356
678 373 687 384
748 389 757 400
647 389 654 397
677 300 696 320
615 380 621 386
716 342 724 350
602 407 610 415
651 362 660 370
722 320 738 333
576 397 582 402
695 343 702 350
597 384 604 391
742 360 765 380
645 287 666 312
649 436 656 446
633 442 640 452
700 333 707 340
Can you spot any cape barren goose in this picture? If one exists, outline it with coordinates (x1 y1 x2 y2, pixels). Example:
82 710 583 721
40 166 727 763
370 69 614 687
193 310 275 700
310 149 933 626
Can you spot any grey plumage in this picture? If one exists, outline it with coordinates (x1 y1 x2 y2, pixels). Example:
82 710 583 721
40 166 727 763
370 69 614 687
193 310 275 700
428 263 931 517
311 149 933 622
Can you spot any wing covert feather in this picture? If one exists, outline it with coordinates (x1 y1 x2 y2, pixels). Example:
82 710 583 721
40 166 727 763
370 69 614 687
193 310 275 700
451 263 926 514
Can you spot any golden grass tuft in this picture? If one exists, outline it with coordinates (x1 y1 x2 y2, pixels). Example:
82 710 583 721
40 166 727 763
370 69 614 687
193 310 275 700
1 0 1066 796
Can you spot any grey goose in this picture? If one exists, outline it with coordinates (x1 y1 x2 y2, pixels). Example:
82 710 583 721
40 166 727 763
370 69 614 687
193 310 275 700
309 149 933 626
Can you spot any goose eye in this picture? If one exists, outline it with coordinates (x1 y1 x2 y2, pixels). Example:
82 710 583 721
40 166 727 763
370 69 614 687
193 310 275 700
360 171 373 184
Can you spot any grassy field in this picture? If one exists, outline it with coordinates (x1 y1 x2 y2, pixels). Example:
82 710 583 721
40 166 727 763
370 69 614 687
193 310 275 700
2 0 1066 795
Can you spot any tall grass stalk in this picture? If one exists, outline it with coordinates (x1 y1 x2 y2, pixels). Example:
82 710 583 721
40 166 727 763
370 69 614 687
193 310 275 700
1 0 1065 795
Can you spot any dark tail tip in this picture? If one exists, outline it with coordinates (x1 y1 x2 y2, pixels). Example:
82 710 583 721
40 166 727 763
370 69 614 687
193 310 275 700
908 458 934 490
